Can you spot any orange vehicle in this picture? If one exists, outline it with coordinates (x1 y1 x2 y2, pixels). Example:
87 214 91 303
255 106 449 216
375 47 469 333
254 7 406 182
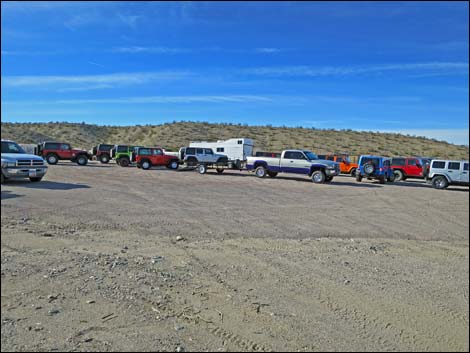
318 154 359 176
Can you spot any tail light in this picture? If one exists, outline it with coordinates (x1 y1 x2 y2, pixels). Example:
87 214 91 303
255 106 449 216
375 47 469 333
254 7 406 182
379 167 383 172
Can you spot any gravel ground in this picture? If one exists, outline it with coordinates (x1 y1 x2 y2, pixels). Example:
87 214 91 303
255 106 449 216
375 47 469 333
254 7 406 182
1 161 469 352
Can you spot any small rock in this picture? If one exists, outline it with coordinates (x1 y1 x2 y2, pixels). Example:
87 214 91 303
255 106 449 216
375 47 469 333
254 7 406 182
175 324 184 331
344 280 351 285
176 347 185 352
86 300 95 304
47 294 59 302
48 309 60 316
84 338 93 343
176 236 184 242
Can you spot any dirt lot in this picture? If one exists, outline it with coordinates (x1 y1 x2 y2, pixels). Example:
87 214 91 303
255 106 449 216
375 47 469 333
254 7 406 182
1 162 469 352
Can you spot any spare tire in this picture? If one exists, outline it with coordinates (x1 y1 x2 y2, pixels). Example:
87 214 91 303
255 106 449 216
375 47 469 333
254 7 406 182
364 163 375 175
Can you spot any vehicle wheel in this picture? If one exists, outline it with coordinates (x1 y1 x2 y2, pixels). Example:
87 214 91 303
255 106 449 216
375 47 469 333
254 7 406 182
187 157 198 167
168 160 179 170
141 160 151 170
364 163 375 175
76 155 88 166
267 171 278 178
119 158 130 167
99 154 110 164
432 176 448 189
216 168 224 174
46 154 58 165
325 176 333 182
379 176 386 184
311 170 326 184
350 168 356 177
387 173 395 183
198 164 207 174
255 166 266 178
234 159 241 169
29 177 42 182
394 170 404 181
356 173 363 182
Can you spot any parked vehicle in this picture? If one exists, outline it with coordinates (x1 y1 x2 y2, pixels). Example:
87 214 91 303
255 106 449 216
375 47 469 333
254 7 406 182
110 145 143 167
390 157 429 181
356 155 395 184
246 150 340 183
189 138 254 169
34 141 91 165
1 140 48 183
427 159 469 189
317 154 358 176
132 147 180 170
178 147 229 174
90 144 114 164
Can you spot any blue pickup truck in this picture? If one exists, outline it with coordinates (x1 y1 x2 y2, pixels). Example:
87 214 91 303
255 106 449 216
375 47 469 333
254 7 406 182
246 149 340 183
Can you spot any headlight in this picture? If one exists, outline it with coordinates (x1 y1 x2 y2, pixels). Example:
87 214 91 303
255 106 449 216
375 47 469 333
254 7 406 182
327 165 336 169
6 162 17 167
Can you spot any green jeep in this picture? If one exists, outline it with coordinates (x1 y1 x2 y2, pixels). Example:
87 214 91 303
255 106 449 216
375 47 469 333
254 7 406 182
110 145 143 167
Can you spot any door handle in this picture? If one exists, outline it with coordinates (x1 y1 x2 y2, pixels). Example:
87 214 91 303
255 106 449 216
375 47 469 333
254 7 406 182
290 161 294 163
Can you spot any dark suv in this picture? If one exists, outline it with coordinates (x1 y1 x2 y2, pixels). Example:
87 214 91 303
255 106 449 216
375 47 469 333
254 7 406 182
356 155 395 184
90 144 114 164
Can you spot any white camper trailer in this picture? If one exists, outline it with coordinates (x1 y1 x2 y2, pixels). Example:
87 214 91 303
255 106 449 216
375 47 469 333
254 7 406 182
189 138 254 169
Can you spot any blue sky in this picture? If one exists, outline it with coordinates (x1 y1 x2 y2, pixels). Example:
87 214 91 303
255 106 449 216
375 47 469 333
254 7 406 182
1 1 469 145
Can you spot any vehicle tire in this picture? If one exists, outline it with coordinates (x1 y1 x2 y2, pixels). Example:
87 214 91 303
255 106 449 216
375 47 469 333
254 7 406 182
76 155 88 166
167 160 179 170
356 173 363 182
119 158 130 167
186 157 198 167
216 157 228 166
379 176 386 184
141 160 151 170
364 163 375 175
99 154 110 164
267 171 278 178
255 166 267 178
325 176 333 182
387 173 395 183
234 159 241 169
394 169 404 181
432 176 448 189
350 168 356 177
198 164 207 174
46 153 58 165
216 168 224 174
311 170 326 184
29 177 42 182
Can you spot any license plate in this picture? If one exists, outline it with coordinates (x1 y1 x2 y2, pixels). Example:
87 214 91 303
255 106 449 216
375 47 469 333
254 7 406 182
29 169 37 177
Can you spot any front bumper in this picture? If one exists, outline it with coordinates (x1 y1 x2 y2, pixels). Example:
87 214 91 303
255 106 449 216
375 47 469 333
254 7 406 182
2 166 48 179
325 168 340 176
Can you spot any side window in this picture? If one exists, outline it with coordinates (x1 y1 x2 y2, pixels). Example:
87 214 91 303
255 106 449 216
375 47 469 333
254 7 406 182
448 162 461 170
45 143 59 150
186 148 195 155
392 158 405 166
336 157 343 163
464 163 468 171
289 152 305 160
140 148 150 156
196 148 204 155
216 147 224 152
432 161 446 169
408 159 417 166
153 149 163 155
237 140 243 144
205 149 213 155
383 160 390 167
60 144 70 150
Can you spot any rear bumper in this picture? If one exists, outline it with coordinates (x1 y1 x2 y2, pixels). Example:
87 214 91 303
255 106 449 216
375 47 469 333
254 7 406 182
2 166 48 178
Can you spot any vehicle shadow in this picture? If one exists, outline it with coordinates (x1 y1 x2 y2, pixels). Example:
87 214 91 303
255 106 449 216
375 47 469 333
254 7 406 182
1 190 23 200
50 163 116 168
389 181 469 192
4 180 90 190
213 171 384 187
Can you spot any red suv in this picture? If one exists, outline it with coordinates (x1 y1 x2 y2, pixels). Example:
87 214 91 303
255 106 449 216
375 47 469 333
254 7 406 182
390 157 427 181
133 147 179 170
35 142 91 165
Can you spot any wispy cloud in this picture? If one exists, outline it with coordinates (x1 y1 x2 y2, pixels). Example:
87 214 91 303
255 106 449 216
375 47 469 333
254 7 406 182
254 47 283 53
2 71 192 88
87 61 106 68
242 62 469 77
112 46 191 54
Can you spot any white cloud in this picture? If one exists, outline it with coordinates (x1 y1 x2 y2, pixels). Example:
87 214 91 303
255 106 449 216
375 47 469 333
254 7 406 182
254 48 282 53
243 62 469 77
112 46 191 54
382 128 469 146
2 71 192 88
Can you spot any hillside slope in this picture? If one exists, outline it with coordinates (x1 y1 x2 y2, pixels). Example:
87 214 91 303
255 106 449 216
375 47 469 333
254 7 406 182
1 122 468 159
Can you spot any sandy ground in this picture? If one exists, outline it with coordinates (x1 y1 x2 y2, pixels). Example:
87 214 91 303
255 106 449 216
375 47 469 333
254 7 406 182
1 161 469 352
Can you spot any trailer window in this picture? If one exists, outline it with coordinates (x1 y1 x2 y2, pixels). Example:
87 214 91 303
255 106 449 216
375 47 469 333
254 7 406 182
217 147 224 152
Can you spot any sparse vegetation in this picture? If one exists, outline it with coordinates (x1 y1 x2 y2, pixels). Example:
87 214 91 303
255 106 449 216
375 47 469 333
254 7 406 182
1 121 468 159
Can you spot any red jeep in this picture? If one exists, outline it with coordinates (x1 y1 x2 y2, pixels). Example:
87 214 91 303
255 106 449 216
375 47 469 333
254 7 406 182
35 142 91 166
133 147 179 170
390 157 426 181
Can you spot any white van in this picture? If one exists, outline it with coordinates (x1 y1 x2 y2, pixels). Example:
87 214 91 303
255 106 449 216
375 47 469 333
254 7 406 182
189 138 254 169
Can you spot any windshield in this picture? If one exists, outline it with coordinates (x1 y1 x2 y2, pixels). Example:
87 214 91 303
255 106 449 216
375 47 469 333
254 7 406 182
1 141 25 154
303 151 318 160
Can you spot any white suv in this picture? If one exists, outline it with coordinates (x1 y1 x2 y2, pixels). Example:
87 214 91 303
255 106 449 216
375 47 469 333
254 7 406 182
428 160 469 189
